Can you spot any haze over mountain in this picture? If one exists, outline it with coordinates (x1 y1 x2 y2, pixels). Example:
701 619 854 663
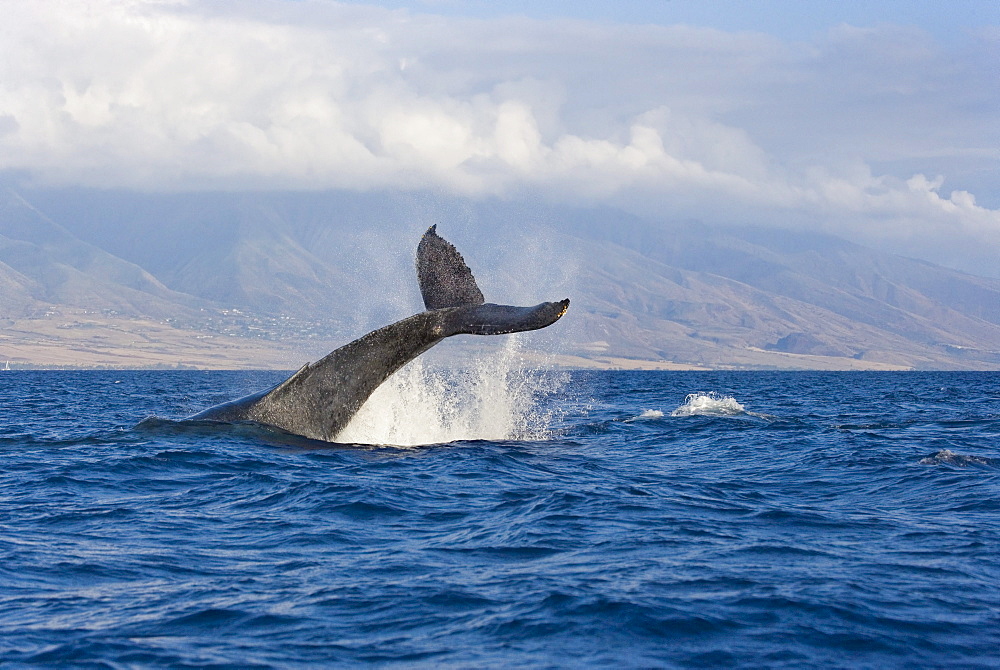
0 189 206 319
4 188 1000 370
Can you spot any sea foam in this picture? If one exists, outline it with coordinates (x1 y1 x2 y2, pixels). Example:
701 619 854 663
671 392 747 417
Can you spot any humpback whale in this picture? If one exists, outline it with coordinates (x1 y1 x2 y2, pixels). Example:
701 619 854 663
189 226 570 442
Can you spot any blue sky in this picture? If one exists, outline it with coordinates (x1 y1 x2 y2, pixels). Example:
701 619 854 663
338 0 999 42
1 0 998 274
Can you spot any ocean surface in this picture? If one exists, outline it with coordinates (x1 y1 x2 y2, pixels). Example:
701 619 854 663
2 359 999 668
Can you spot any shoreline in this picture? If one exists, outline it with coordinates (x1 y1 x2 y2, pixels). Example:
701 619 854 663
3 314 996 372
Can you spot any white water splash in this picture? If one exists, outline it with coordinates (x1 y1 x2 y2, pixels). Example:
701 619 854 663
626 409 665 422
671 392 747 417
334 338 565 447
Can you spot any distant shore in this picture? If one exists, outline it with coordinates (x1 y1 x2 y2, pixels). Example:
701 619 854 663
4 313 994 372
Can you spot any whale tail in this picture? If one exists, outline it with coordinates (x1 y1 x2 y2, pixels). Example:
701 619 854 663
417 225 569 335
190 226 568 441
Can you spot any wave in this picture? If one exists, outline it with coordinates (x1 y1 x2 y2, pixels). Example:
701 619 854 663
624 409 665 422
671 392 748 418
919 449 997 467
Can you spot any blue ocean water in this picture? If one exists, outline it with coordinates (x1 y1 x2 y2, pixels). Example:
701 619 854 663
2 367 999 668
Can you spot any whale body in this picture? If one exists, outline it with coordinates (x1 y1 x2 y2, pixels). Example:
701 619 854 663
189 226 569 441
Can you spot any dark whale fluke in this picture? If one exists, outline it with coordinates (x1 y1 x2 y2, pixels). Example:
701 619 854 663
416 224 485 309
189 227 570 442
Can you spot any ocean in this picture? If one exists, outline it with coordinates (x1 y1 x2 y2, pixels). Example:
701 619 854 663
2 355 999 668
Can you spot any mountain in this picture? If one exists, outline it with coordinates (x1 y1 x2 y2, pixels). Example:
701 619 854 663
5 189 1000 369
548 213 1000 367
555 231 1000 368
28 190 423 326
0 189 207 320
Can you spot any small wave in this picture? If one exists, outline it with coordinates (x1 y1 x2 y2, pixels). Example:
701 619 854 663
919 449 996 467
625 409 665 422
671 392 747 418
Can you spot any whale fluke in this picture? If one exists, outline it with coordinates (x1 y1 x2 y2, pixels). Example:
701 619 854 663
416 225 485 309
447 300 570 336
189 227 569 442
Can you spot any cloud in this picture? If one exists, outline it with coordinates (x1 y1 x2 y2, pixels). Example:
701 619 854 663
1 0 999 273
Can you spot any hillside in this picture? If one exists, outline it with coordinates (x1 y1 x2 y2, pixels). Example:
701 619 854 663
0 189 208 320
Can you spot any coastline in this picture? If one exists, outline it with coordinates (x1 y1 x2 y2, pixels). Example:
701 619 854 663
1 314 990 372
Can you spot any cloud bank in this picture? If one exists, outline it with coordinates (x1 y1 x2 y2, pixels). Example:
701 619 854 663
2 0 999 274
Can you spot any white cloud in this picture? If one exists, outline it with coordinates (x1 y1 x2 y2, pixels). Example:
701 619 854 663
1 0 999 273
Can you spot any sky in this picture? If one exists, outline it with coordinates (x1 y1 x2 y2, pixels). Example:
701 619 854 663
1 0 999 275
